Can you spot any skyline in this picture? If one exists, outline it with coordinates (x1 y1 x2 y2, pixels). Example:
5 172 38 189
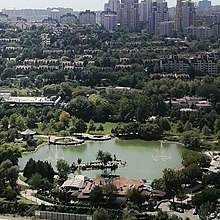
0 0 219 11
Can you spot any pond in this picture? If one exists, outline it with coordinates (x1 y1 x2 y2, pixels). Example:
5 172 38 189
19 139 185 181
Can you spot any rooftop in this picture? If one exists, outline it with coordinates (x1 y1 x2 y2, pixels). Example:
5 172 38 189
61 175 89 189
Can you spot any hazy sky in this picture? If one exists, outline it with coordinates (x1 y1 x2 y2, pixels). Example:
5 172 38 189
0 0 219 10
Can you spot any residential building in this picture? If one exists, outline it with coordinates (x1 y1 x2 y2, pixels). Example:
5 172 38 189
50 9 61 22
145 52 219 75
185 25 213 38
0 12 9 23
101 11 118 31
104 0 120 14
175 0 195 33
60 13 78 25
139 0 152 29
168 7 176 20
205 13 220 26
120 0 139 31
198 0 211 12
79 10 96 25
159 21 174 36
150 0 169 35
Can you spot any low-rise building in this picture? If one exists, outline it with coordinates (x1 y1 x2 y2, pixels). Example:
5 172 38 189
185 26 213 38
0 95 61 106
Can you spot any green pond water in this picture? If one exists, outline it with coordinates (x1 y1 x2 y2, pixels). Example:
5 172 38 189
19 139 184 181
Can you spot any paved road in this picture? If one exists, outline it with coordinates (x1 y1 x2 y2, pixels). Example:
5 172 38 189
148 202 199 220
21 189 54 206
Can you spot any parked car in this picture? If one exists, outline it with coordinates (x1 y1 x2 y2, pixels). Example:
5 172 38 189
176 207 184 213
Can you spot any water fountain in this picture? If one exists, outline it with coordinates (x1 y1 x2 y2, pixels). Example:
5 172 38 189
152 141 172 162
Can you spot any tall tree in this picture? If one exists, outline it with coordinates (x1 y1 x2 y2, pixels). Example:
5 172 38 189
56 159 70 184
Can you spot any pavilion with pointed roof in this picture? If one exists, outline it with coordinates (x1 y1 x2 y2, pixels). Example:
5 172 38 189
19 129 36 140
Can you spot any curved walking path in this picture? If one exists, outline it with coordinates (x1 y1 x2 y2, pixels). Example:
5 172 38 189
21 190 54 206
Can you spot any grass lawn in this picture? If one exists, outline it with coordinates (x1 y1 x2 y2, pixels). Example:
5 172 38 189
17 196 37 205
87 122 117 135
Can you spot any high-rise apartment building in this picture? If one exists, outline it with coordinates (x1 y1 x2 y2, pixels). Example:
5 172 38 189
159 21 174 36
139 0 152 29
175 0 195 33
104 0 120 13
120 0 139 31
50 9 61 22
60 13 78 25
79 10 96 25
104 0 121 22
198 0 211 12
101 11 118 31
150 0 169 34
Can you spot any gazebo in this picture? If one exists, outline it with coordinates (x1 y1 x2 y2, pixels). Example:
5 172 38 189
19 129 36 140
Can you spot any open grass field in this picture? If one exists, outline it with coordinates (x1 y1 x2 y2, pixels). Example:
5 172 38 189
87 122 117 135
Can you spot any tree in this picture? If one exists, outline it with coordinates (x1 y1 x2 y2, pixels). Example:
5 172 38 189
198 202 216 220
68 96 94 122
182 150 211 168
126 187 145 206
90 186 103 204
3 186 17 201
88 119 96 132
26 108 38 129
184 121 193 131
74 119 87 133
96 150 112 165
1 68 16 80
28 173 51 191
23 159 54 183
93 208 110 220
122 211 137 220
88 94 111 121
214 118 220 134
159 117 171 131
162 168 181 197
197 83 219 100
0 159 19 189
103 183 118 202
59 111 71 127
202 125 211 136
23 158 36 180
9 114 17 129
56 159 70 184
97 124 104 132
0 146 21 165
176 121 184 133
182 163 203 181
181 131 200 150
1 116 9 130
192 188 220 207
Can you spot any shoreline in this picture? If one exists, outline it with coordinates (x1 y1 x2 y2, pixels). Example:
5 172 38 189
19 137 187 181
22 136 184 155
